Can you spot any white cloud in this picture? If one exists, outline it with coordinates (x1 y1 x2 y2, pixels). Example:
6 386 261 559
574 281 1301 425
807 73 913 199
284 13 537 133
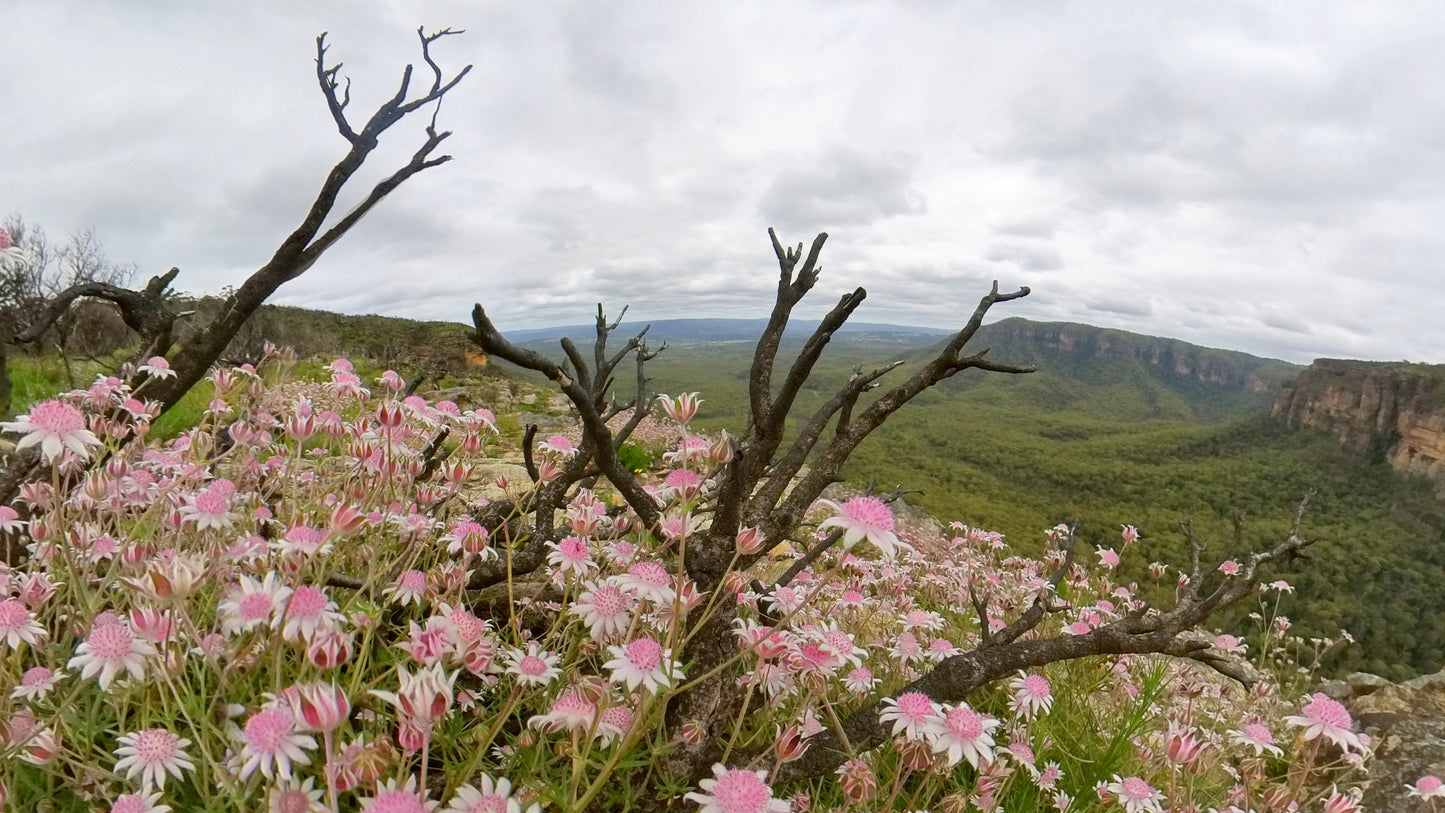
3 1 1444 365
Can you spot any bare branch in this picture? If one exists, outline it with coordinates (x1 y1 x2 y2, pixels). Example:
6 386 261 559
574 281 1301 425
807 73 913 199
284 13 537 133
14 267 179 348
969 583 993 646
989 526 1078 647
747 361 903 521
772 529 846 591
471 305 662 532
749 231 829 434
315 34 357 142
768 281 1033 537
767 517 1307 785
521 424 540 483
750 287 867 473
137 30 470 417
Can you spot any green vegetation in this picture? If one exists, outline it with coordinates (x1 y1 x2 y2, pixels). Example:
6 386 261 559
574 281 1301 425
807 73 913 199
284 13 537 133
639 334 1445 680
6 352 130 416
617 441 661 473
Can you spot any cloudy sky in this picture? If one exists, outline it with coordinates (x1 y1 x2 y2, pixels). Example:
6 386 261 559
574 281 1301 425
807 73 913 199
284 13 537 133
4 1 1443 364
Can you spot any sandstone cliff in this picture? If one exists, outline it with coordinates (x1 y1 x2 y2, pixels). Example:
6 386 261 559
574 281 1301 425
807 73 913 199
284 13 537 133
1271 360 1445 493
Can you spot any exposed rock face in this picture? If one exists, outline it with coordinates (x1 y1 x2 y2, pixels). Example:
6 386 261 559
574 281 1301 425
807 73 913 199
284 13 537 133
1330 668 1445 813
1271 360 1445 495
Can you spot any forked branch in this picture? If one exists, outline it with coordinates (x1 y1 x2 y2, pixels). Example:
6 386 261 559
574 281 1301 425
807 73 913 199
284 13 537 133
470 304 663 534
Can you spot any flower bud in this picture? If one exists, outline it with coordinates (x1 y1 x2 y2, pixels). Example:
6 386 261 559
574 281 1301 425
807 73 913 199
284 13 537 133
396 717 429 754
774 724 810 763
838 759 877 804
377 401 406 429
307 627 354 670
329 502 366 536
735 527 766 556
656 392 702 425
681 720 708 745
294 682 351 733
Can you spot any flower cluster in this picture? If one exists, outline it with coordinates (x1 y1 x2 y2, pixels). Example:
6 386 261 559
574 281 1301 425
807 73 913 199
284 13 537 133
0 356 1369 812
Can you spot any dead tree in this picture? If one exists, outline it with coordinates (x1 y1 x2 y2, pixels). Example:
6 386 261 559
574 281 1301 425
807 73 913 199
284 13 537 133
0 27 471 513
472 231 1319 808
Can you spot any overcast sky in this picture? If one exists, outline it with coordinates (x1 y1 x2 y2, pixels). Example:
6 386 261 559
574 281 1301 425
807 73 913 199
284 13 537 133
4 1 1443 365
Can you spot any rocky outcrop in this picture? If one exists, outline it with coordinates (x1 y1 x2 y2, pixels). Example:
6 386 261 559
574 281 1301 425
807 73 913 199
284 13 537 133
1271 360 1445 495
1323 668 1445 813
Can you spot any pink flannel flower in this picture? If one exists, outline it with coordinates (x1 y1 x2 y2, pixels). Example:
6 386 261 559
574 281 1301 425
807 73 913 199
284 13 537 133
505 643 562 688
1105 776 1165 813
235 706 316 782
280 585 346 642
108 792 171 813
816 496 911 558
528 690 596 734
113 728 194 791
546 536 596 578
928 702 999 768
1009 672 1054 718
446 773 538 813
177 484 237 530
603 637 683 693
217 572 292 636
1410 775 1445 799
878 691 939 741
2 399 102 463
138 357 175 380
362 776 435 813
571 581 635 640
1229 720 1282 757
1285 693 1367 753
684 765 790 813
11 666 62 701
0 599 45 649
384 570 429 607
68 616 154 690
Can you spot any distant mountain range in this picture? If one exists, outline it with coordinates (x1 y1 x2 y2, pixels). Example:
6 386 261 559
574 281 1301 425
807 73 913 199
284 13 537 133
500 317 955 345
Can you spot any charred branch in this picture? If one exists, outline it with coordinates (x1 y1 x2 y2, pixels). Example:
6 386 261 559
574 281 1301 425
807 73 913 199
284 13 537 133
138 30 470 415
471 304 662 534
766 281 1032 539
13 267 180 354
987 527 1078 648
755 499 1315 786
748 230 828 437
